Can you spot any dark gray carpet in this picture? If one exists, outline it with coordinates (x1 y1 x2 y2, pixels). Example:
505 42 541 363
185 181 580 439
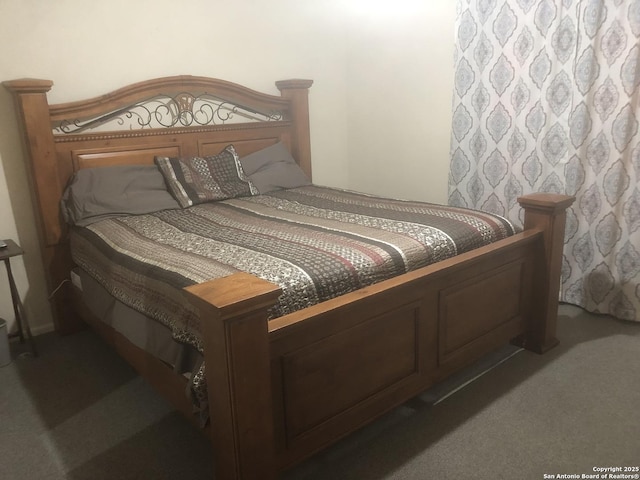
1 304 638 479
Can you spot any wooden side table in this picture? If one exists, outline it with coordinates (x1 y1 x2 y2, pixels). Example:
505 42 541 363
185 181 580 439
1 239 37 356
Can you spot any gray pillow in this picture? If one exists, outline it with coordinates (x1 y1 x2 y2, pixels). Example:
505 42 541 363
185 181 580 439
61 164 181 226
239 142 311 194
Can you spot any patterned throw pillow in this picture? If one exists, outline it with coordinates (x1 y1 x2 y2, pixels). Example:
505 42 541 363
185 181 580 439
155 145 257 208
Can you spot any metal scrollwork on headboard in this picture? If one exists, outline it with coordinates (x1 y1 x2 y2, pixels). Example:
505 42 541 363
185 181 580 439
54 92 284 134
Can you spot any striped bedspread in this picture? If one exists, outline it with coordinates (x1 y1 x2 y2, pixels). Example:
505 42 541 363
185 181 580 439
70 185 516 414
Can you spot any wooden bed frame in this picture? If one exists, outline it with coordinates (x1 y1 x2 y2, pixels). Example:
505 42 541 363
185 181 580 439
4 75 573 479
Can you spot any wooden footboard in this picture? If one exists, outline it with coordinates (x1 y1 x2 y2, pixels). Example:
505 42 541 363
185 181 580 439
184 194 574 480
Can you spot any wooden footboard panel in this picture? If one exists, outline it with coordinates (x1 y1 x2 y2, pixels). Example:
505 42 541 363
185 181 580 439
269 287 433 468
436 254 532 377
277 302 422 441
268 230 540 469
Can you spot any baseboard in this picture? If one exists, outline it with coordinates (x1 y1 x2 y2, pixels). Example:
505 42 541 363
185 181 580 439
8 322 56 338
32 323 56 336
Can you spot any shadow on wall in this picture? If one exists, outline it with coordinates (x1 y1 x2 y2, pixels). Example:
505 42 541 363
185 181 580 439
0 85 54 334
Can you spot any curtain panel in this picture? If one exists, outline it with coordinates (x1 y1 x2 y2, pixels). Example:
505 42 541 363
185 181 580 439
449 0 640 321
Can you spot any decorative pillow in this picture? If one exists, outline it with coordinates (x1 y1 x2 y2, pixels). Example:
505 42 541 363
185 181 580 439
239 142 311 194
61 164 182 226
155 145 257 208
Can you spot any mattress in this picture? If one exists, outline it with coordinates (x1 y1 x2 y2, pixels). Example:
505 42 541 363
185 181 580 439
69 185 517 416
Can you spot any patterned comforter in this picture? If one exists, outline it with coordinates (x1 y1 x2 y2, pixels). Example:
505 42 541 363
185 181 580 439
70 185 516 415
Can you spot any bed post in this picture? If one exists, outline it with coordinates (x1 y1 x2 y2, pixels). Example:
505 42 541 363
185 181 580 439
184 272 282 480
3 79 80 333
275 79 313 180
3 80 60 244
517 193 575 353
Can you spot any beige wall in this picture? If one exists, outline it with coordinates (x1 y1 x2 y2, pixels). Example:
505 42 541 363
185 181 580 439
0 0 455 334
345 1 455 203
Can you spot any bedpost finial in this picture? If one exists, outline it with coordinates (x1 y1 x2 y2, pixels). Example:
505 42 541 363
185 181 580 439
3 78 54 94
517 193 575 213
275 79 314 91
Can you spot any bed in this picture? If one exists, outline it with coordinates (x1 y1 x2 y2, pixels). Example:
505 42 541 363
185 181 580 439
4 75 574 480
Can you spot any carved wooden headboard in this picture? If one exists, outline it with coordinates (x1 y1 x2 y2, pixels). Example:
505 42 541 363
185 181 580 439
3 75 313 331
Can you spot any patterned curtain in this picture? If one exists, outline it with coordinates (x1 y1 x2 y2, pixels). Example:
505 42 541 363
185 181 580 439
449 0 640 322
